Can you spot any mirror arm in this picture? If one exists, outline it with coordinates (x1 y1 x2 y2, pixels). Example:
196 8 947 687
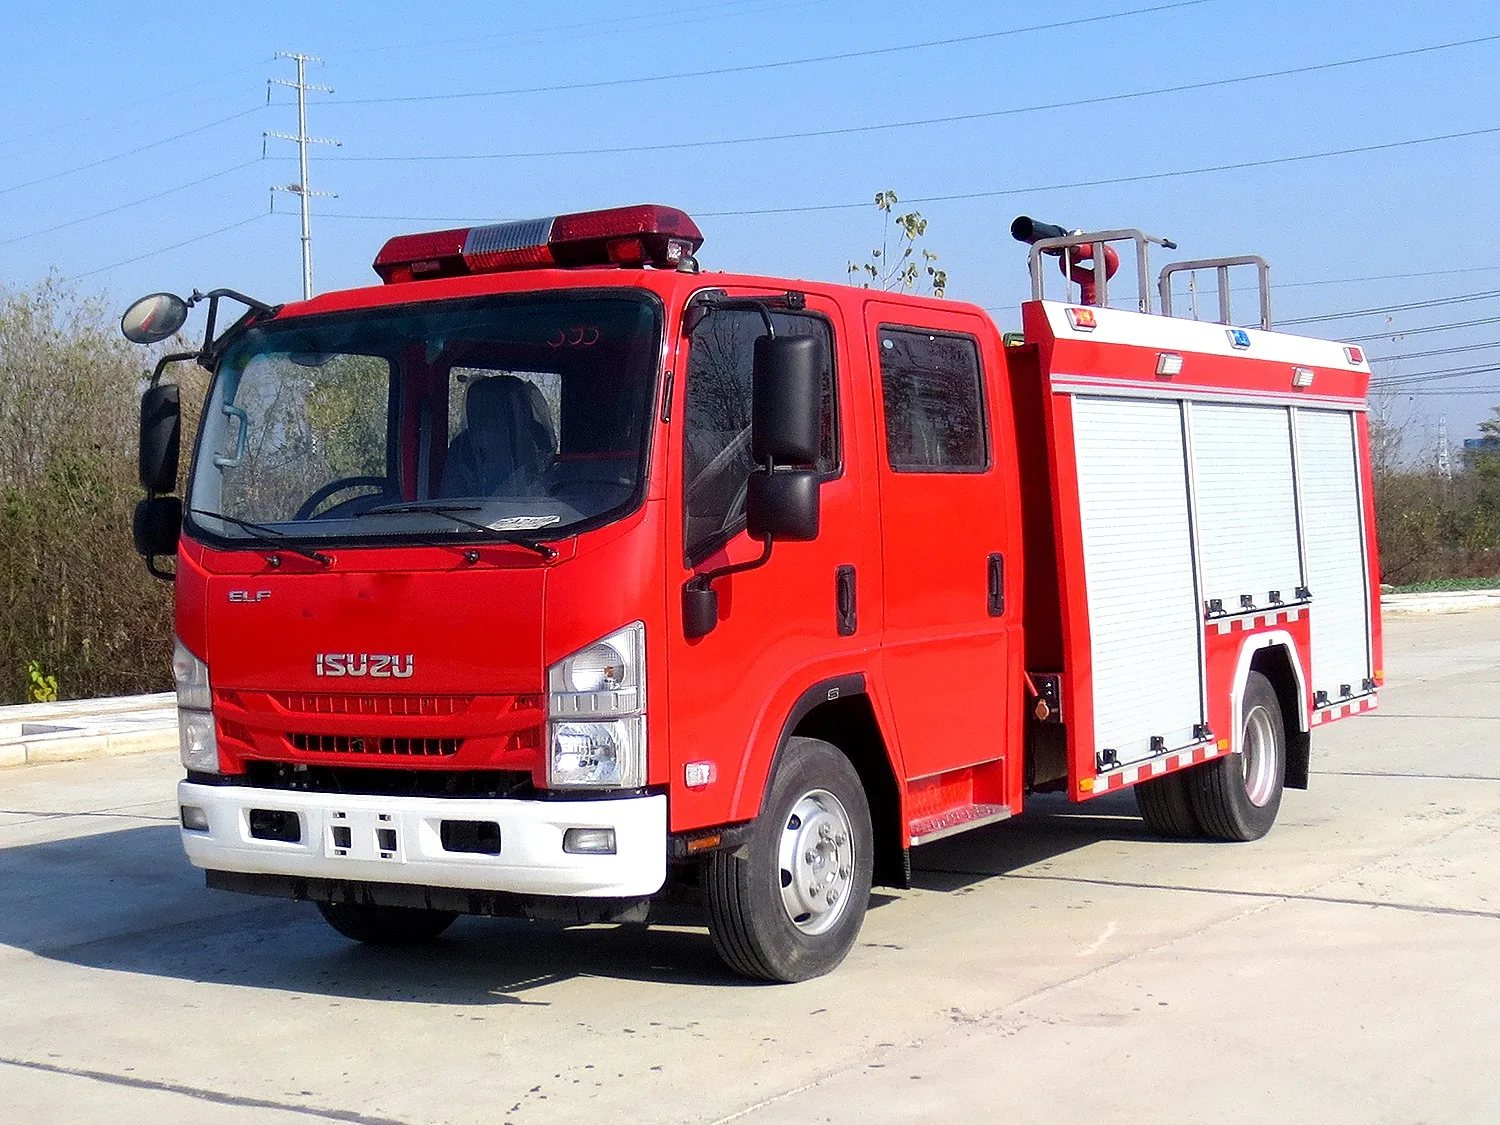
144 555 176 583
187 289 281 370
188 287 276 317
683 290 806 337
687 532 774 596
149 351 200 389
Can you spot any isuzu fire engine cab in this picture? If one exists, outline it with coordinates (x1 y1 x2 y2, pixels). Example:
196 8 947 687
122 204 1381 982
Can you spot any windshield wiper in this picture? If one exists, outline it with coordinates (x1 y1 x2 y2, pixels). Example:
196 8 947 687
188 509 333 566
363 502 558 559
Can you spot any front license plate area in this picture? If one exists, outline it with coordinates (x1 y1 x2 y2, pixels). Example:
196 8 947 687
325 809 405 862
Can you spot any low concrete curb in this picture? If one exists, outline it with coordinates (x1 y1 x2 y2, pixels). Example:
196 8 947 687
0 693 177 770
1381 589 1500 614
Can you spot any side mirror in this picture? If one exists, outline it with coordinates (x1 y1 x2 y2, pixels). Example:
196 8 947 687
752 335 821 466
747 469 819 541
682 583 720 640
121 293 189 345
139 384 181 493
133 496 182 558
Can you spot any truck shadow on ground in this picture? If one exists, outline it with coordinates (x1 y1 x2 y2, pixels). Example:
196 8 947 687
0 790 1153 1003
909 788 1162 891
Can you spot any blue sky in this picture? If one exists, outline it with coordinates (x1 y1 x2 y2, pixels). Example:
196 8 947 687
2 0 1496 447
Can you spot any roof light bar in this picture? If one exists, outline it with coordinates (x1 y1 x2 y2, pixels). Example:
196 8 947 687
373 204 704 283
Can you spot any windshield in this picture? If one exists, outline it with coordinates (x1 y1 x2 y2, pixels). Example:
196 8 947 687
188 291 662 546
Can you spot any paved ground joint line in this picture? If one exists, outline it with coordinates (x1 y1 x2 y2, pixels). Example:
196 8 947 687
0 1056 411 1125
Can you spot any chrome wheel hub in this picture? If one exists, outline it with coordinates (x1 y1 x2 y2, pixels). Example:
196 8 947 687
1241 704 1279 807
777 788 855 935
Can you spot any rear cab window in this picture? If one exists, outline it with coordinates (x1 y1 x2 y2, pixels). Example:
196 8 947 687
876 326 988 473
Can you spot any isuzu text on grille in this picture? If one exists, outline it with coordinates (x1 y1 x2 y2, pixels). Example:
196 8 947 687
314 654 414 678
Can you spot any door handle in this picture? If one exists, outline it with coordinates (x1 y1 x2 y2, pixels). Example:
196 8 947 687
987 553 1005 617
836 565 857 636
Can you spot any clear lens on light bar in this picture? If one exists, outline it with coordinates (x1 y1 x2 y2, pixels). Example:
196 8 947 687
373 204 704 282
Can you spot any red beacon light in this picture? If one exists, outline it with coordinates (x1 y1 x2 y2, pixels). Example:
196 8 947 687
372 203 704 284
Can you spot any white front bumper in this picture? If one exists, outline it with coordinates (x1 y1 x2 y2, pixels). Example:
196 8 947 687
178 781 667 898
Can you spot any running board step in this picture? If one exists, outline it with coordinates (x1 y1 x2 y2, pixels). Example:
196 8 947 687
908 803 1012 846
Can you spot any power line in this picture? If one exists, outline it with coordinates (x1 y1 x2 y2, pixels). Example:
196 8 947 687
1285 266 1500 288
693 124 1500 217
0 62 266 151
1367 340 1500 364
339 0 836 58
0 160 261 246
75 213 271 280
1345 315 1500 342
0 105 264 197
1371 362 1500 387
312 123 1500 231
325 34 1500 163
1376 387 1499 397
1278 288 1500 326
326 0 1212 106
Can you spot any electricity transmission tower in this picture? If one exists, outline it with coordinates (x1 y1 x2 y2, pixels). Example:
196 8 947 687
266 52 340 300
1437 416 1452 483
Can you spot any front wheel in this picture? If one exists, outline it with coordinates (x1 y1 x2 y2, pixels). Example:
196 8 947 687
316 901 458 946
703 737 874 982
1187 671 1286 841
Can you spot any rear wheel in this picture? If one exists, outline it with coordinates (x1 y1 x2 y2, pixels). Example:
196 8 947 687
1187 671 1286 841
316 901 458 946
703 737 873 982
1134 770 1201 838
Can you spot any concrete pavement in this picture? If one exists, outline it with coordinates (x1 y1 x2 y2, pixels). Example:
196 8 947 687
0 610 1495 1124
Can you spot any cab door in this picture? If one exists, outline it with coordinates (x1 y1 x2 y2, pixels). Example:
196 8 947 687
865 304 1016 779
662 295 881 831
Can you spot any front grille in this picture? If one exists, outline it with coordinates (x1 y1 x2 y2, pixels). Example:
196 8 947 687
289 733 461 757
242 761 535 799
273 693 472 718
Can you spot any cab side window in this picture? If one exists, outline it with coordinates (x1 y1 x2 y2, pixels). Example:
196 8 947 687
877 326 988 472
682 309 837 564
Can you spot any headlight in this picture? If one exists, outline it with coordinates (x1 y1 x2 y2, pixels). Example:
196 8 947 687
548 622 644 719
548 717 645 789
173 638 219 774
547 623 646 788
173 638 212 712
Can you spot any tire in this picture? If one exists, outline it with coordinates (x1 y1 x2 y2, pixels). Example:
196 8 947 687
1134 770 1201 838
703 737 874 982
1187 671 1286 841
316 901 458 946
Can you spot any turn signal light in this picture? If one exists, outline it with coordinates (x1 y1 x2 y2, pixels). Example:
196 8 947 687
1065 307 1098 331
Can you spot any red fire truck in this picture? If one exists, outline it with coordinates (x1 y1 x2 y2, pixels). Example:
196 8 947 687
122 204 1381 981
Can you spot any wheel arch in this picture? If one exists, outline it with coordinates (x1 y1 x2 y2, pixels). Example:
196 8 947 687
1237 634 1311 790
763 675 908 889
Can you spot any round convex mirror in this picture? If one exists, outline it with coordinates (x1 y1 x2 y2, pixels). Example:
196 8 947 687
120 292 189 344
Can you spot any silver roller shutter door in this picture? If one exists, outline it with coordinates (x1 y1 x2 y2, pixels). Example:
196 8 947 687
1295 409 1372 701
1073 397 1204 765
1192 404 1302 609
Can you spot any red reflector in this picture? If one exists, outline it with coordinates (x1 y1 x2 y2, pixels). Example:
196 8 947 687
372 203 704 282
1065 307 1098 331
1344 345 1365 365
